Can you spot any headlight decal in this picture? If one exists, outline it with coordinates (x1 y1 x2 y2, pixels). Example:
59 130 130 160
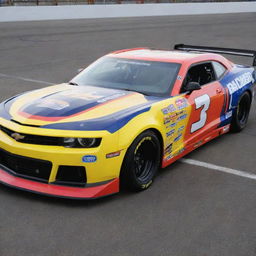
63 137 101 148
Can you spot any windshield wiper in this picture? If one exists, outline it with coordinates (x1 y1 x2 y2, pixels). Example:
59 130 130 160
68 81 79 86
122 88 150 96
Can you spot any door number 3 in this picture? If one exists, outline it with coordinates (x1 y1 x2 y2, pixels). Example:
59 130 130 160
191 94 210 133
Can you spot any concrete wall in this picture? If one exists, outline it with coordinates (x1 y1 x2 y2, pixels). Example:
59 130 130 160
0 2 256 22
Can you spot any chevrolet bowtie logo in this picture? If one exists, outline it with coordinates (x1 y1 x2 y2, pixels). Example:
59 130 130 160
11 133 25 141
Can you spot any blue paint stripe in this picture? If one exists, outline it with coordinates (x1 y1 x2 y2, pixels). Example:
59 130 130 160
42 104 152 133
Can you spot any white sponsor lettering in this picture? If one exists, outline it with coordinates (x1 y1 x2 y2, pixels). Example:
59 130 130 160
227 72 252 94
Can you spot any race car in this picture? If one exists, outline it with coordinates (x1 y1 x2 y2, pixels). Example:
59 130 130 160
0 44 255 199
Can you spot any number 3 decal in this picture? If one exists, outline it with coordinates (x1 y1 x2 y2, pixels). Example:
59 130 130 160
191 94 210 133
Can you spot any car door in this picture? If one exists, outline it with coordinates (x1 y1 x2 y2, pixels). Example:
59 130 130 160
181 62 225 148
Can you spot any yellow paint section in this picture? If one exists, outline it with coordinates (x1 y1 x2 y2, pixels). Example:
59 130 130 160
161 96 192 162
0 128 124 184
0 88 193 185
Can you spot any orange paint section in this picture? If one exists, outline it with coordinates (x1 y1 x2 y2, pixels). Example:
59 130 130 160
183 82 225 146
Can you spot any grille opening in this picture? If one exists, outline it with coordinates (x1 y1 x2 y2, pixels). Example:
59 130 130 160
0 125 101 148
0 149 52 182
0 125 62 146
55 166 86 187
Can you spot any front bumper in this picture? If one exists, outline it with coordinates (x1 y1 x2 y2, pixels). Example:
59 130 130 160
0 120 125 198
0 168 119 199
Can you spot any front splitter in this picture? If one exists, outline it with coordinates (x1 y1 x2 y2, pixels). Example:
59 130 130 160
0 168 119 199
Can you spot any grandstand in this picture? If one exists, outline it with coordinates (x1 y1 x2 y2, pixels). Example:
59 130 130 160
0 0 254 7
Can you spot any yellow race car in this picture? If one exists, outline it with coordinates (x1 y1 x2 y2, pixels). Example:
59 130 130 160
0 44 255 199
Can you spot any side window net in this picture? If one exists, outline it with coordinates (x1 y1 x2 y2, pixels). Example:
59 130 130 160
181 62 216 92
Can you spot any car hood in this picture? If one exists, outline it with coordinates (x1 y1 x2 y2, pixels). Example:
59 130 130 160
1 84 161 132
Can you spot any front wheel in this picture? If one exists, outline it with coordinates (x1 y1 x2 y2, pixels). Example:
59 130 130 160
120 130 161 192
230 91 251 132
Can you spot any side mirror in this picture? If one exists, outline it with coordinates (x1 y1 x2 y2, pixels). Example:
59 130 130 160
185 82 201 92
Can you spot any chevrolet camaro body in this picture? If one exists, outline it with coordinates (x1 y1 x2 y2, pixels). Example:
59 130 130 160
0 45 255 199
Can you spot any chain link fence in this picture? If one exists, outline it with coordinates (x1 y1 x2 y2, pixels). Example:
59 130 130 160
0 0 255 7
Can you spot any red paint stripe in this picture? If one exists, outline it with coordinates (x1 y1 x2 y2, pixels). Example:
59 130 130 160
0 168 119 198
17 92 138 122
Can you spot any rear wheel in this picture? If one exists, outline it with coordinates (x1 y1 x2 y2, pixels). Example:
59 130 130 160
120 130 161 192
230 91 251 132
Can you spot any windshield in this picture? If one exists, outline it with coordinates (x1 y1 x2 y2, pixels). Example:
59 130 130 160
71 57 181 96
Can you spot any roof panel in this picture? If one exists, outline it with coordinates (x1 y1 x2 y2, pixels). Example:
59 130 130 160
109 49 217 63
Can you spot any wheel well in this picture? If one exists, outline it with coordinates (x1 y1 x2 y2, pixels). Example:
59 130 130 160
147 128 164 159
246 89 253 104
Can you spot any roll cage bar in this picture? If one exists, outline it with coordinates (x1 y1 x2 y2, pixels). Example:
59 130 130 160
174 44 256 66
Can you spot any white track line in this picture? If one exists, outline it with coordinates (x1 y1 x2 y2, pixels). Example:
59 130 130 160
0 73 54 85
180 158 256 181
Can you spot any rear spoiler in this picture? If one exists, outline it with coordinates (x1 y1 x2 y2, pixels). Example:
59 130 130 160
174 44 256 66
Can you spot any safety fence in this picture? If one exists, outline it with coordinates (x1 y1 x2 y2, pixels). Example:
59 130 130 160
0 0 254 7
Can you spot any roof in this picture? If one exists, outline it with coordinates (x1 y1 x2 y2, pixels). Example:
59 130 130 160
109 48 222 64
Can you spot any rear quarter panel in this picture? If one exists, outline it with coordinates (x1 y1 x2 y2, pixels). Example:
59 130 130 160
219 65 255 126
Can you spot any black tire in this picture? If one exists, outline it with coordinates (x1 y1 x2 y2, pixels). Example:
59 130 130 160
230 91 251 132
120 130 161 192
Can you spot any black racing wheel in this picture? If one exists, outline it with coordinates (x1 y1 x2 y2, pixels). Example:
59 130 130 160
230 91 251 132
120 130 161 192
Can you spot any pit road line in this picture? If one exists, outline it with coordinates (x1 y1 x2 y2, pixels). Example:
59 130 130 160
0 72 54 85
180 158 256 181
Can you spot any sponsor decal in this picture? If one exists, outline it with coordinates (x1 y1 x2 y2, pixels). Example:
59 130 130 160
162 108 169 115
164 112 184 125
161 104 176 115
194 140 203 148
175 98 188 110
106 151 121 159
174 133 182 142
227 72 253 94
170 113 178 122
164 154 173 162
37 99 70 110
177 110 186 116
97 93 126 103
225 111 232 119
178 148 185 154
173 147 185 157
222 124 230 133
117 60 150 66
166 129 175 137
205 136 212 142
66 92 102 100
169 122 177 128
164 116 171 124
82 155 97 163
177 114 187 121
178 125 185 133
164 144 173 155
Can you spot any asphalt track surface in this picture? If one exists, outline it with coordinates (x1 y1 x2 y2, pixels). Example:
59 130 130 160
0 13 256 256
